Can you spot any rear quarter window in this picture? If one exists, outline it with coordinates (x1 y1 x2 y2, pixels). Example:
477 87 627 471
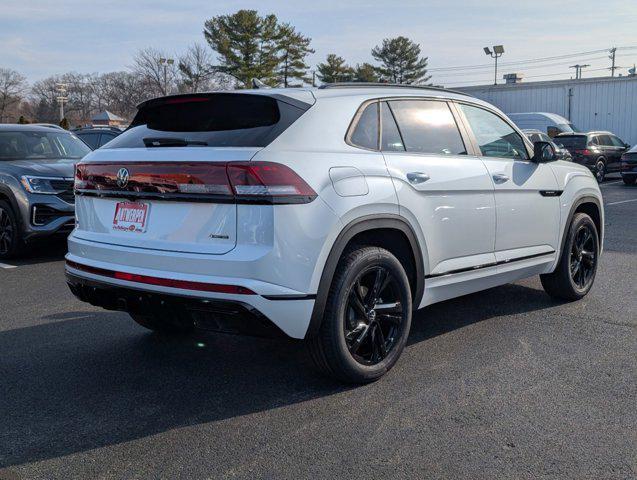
105 93 309 149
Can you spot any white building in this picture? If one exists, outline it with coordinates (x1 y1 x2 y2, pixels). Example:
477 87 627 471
457 75 637 145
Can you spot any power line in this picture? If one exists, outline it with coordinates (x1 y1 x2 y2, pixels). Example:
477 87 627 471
428 46 637 72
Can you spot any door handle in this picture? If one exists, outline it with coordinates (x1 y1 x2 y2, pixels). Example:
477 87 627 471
492 173 509 183
407 172 430 184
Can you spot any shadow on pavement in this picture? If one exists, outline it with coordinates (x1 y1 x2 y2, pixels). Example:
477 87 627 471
9 237 68 266
0 283 557 468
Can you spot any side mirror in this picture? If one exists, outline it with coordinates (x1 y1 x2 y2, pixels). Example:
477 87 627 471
532 141 557 162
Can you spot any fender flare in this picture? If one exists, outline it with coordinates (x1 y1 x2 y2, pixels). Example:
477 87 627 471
0 184 23 231
558 195 603 259
305 214 425 339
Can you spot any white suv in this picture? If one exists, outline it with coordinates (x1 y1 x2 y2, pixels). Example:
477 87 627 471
66 85 604 383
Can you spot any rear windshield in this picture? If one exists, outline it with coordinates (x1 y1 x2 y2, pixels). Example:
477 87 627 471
105 93 309 149
555 135 587 149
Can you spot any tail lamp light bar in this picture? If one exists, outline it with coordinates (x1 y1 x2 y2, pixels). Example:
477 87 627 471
74 161 317 204
66 260 256 295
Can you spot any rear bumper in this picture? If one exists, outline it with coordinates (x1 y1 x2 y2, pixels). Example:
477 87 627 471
66 273 290 338
65 258 315 339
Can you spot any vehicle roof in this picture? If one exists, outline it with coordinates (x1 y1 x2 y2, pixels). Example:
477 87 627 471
556 131 613 137
139 84 491 110
507 112 571 123
0 124 74 133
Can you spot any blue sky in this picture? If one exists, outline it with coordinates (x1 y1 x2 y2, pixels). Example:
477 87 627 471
1 0 636 86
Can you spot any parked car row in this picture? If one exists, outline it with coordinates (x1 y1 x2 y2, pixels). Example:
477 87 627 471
509 112 633 183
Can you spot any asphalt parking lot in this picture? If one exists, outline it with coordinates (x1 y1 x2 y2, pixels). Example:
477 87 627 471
0 177 635 480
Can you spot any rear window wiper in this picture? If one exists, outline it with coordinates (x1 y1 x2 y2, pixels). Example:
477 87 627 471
143 137 208 147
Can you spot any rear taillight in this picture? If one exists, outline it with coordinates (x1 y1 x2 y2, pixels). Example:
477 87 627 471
574 149 591 155
227 162 316 199
75 161 316 204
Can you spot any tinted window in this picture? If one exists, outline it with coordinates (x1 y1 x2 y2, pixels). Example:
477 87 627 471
538 133 552 143
350 102 379 150
556 136 587 149
459 104 528 160
98 133 118 147
388 100 466 155
380 102 404 152
106 93 308 149
609 135 626 147
0 131 90 160
588 136 599 146
598 134 613 146
78 132 100 149
527 133 541 143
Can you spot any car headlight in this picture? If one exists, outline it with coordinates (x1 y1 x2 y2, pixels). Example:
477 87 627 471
20 176 66 194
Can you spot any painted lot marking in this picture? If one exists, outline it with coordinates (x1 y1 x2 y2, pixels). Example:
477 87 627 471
0 262 17 269
606 198 637 206
600 180 623 187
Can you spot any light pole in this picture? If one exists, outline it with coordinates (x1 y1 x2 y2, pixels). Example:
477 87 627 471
158 57 174 95
55 83 68 121
483 45 504 85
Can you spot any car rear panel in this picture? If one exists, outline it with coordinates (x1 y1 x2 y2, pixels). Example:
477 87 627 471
74 147 259 254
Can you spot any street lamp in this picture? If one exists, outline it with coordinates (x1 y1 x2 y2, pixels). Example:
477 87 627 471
484 45 504 85
158 57 174 95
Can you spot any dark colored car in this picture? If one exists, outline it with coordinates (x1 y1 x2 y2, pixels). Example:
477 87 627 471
522 129 572 161
620 144 637 185
554 131 631 182
0 124 91 258
73 126 122 150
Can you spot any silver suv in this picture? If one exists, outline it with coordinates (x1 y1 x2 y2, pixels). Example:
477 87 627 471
0 124 90 258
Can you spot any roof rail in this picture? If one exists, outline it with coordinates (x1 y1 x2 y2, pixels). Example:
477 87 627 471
318 82 473 97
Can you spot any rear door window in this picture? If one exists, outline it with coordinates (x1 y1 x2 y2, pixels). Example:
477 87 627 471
598 135 613 146
78 133 100 149
380 102 405 152
388 100 466 155
349 102 379 150
105 93 309 149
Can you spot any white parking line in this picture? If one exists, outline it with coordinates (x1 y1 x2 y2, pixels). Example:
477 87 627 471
606 198 637 206
601 180 623 186
0 262 17 269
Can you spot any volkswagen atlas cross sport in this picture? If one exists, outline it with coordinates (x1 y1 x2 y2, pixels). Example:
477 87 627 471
65 84 604 383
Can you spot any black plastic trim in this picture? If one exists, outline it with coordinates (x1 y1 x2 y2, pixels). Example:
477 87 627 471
424 250 556 279
75 189 316 205
559 195 603 257
539 190 564 197
66 273 288 338
305 214 424 339
262 294 317 301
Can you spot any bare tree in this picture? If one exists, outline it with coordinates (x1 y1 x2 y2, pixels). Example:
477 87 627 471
0 68 28 123
132 47 178 97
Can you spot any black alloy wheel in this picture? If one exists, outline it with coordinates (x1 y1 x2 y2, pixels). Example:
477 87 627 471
569 223 596 290
0 204 16 257
344 266 407 365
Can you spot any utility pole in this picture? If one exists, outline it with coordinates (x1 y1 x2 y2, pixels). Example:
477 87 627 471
158 58 174 95
483 46 505 85
609 47 620 77
55 83 68 121
569 64 590 80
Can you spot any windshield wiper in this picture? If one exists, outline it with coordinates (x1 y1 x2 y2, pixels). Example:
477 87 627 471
143 137 208 147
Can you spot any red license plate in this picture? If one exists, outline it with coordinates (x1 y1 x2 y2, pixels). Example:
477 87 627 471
112 202 149 233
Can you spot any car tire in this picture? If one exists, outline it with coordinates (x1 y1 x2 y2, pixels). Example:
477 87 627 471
594 159 606 183
0 200 23 260
540 213 599 301
622 176 636 185
130 312 195 334
307 246 412 384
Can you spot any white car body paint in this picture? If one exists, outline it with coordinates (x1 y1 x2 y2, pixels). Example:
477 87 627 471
66 86 604 339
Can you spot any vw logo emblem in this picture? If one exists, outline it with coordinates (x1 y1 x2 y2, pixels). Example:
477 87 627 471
116 168 130 188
